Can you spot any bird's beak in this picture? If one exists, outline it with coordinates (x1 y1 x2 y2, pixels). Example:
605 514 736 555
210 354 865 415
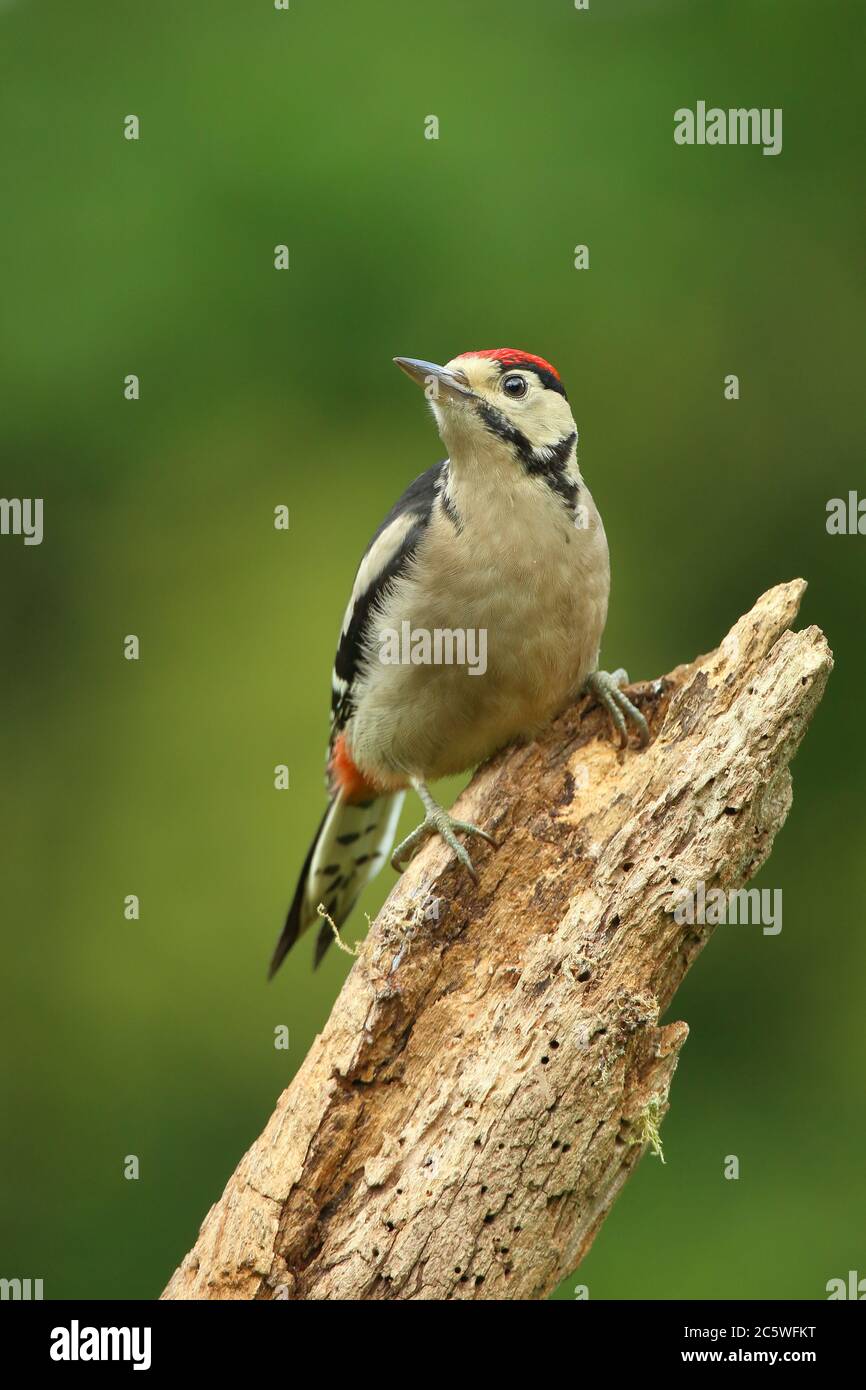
393 357 476 402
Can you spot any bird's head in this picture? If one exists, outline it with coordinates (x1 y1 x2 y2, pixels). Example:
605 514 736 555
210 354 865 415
394 348 577 470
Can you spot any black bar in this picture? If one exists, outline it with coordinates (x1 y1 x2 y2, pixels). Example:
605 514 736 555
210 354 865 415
2 1298 860 1374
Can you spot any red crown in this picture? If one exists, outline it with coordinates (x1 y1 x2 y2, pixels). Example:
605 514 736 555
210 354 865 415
456 348 561 381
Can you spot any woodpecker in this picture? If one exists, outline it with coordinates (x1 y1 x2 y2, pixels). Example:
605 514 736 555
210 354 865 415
268 349 648 976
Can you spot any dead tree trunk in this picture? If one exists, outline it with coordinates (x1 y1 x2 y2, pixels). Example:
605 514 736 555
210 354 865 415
163 581 831 1301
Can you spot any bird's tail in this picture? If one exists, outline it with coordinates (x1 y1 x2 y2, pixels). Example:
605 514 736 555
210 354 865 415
268 790 405 976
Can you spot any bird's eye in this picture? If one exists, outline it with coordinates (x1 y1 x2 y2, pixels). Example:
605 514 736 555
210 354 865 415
502 374 528 399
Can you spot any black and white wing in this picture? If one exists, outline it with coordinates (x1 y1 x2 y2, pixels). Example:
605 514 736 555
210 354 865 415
328 458 451 753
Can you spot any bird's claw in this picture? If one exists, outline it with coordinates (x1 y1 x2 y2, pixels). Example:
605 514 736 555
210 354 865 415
391 809 497 880
585 668 650 748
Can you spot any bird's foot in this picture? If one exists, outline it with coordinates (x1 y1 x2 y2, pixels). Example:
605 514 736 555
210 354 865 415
391 781 497 880
584 668 650 748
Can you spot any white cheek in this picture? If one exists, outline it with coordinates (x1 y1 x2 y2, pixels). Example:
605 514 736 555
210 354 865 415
519 398 545 431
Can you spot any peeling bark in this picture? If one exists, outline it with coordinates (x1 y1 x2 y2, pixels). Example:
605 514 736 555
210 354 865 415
163 581 832 1301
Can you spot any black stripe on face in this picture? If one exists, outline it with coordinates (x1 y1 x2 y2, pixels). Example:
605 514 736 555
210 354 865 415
525 431 580 512
476 405 579 512
475 402 536 465
525 430 578 475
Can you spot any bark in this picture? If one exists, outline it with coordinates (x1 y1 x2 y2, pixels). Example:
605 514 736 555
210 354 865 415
163 581 831 1301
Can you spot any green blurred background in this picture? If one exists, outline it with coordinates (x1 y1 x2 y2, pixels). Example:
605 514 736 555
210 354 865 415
1 0 863 1300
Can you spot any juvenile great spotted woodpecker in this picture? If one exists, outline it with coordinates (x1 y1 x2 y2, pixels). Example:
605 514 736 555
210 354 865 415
268 349 648 975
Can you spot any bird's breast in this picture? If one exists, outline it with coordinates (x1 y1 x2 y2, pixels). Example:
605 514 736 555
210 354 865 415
350 477 611 781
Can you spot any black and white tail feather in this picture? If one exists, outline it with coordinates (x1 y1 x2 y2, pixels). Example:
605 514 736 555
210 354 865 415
268 790 405 975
